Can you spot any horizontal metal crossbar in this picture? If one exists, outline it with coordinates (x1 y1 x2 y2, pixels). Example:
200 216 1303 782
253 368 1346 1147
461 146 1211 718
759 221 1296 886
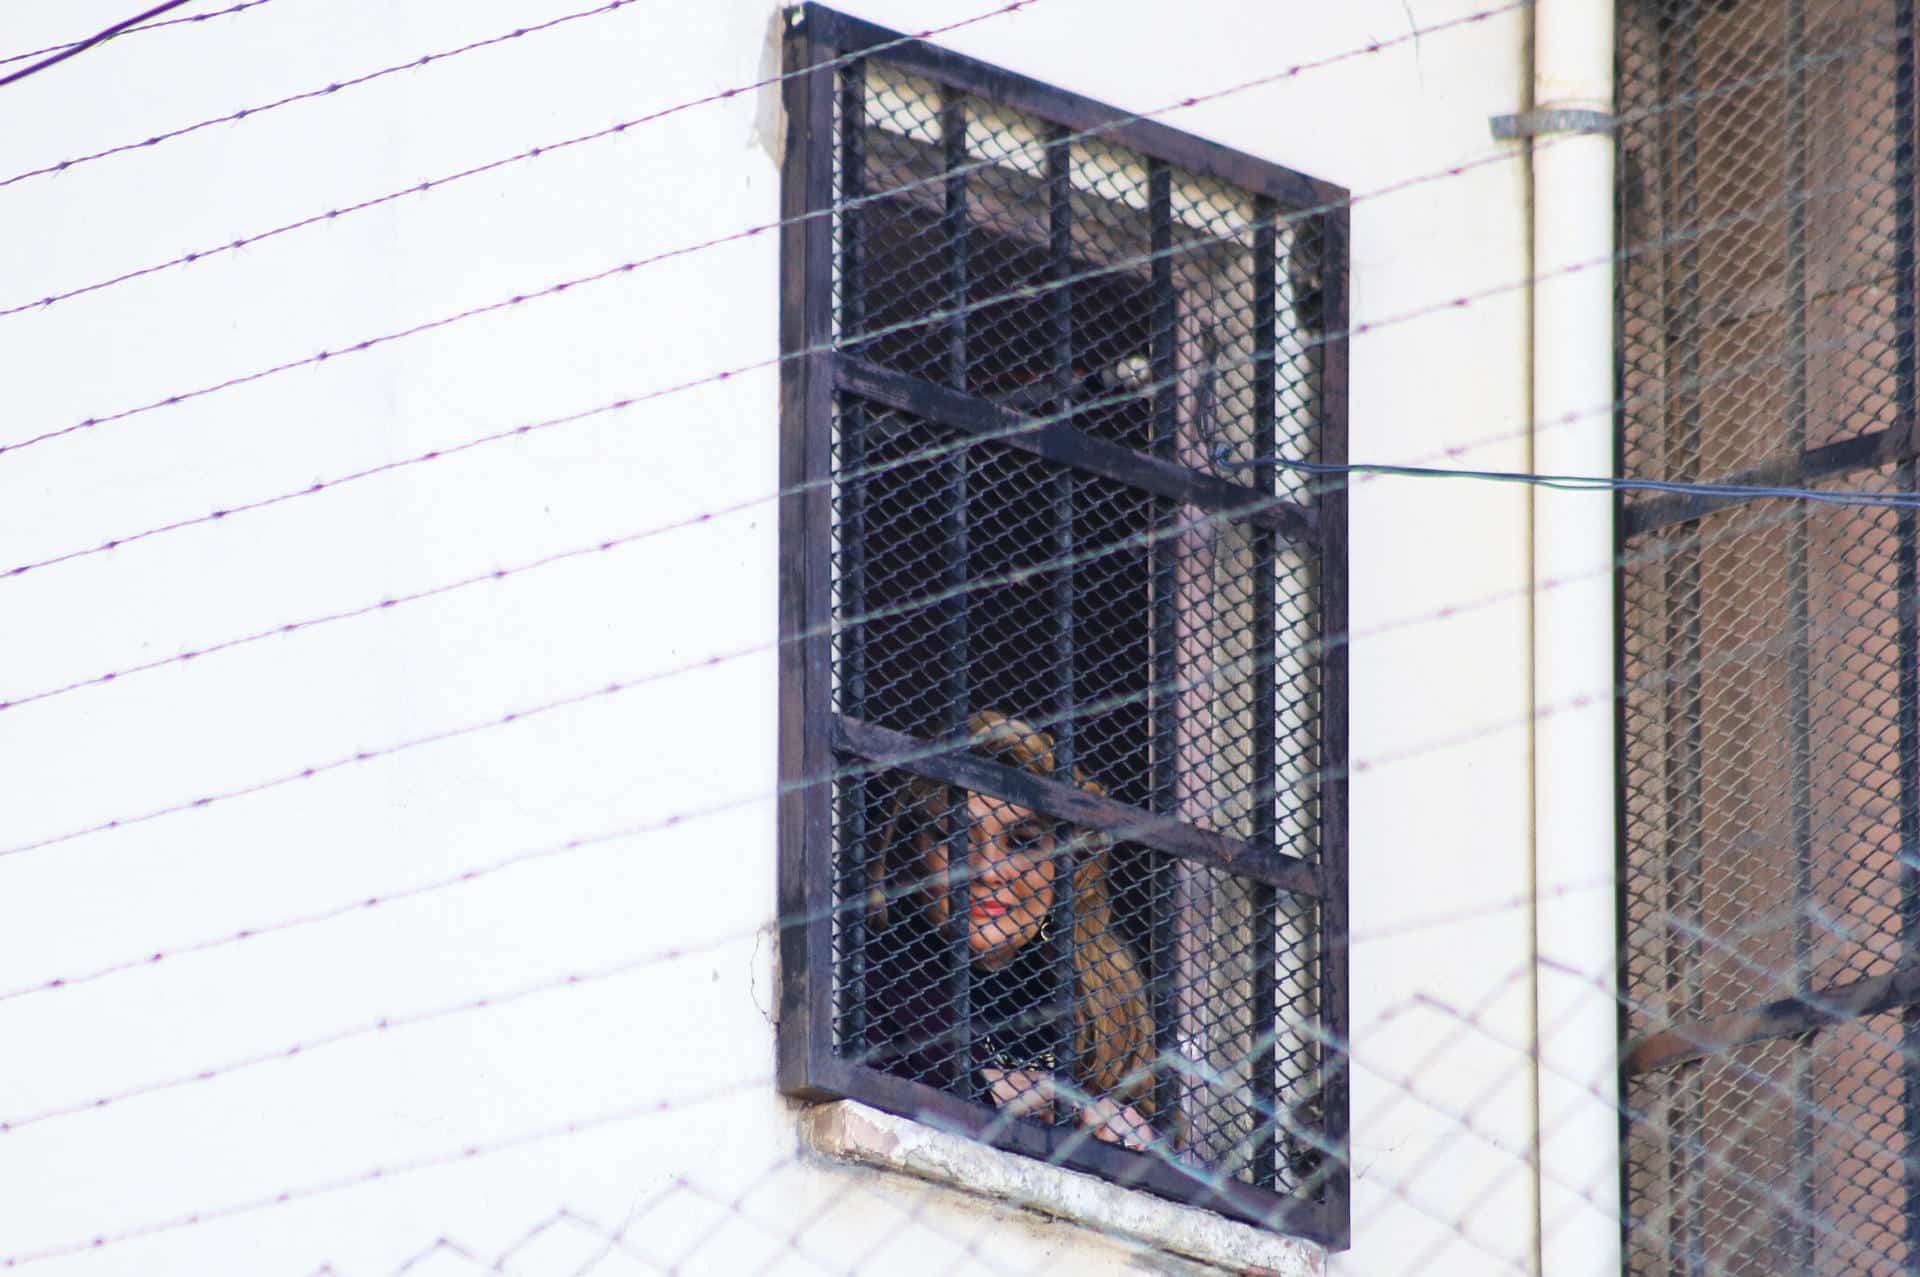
833 356 1315 541
1623 964 1920 1076
792 3 1347 214
833 715 1323 898
1620 422 1917 538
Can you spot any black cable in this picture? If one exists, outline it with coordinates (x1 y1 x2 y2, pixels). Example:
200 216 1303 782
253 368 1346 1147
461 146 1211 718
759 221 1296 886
0 0 198 89
1224 451 1920 512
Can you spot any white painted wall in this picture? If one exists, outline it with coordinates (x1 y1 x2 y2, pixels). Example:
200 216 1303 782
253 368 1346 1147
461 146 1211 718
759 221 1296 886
0 2 1550 1274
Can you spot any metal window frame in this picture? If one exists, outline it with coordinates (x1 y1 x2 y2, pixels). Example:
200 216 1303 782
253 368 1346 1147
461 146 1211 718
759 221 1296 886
776 3 1350 1247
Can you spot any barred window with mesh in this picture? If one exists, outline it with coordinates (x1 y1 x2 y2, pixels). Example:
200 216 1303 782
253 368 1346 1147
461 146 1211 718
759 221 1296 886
1618 2 1920 1273
774 6 1349 1244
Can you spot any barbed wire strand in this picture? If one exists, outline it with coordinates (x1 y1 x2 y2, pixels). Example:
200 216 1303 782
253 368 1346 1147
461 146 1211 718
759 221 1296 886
0 0 198 90
0 473 1562 860
0 0 276 70
0 1073 769 1270
0 0 647 189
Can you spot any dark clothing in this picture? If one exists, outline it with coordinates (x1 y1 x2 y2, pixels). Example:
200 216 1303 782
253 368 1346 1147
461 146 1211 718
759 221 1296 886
972 935 1069 1074
860 913 1070 1105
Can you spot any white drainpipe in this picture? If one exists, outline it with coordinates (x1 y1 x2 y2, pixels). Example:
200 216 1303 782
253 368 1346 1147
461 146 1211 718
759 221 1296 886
1520 0 1620 1273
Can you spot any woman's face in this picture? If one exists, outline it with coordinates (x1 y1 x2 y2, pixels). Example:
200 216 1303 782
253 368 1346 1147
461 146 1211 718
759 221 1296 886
920 790 1058 968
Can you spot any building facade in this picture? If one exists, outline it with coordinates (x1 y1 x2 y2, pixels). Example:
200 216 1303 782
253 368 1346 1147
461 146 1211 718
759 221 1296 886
0 2 1592 1274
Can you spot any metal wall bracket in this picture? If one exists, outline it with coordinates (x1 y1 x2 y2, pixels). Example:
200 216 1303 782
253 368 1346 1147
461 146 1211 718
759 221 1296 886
1489 108 1616 140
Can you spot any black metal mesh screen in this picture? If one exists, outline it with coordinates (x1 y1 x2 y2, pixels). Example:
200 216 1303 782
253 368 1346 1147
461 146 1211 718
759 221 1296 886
1619 1 1920 1271
814 52 1336 1219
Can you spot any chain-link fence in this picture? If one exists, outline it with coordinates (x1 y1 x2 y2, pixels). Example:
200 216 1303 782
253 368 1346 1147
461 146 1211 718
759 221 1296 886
1619 1 1920 1271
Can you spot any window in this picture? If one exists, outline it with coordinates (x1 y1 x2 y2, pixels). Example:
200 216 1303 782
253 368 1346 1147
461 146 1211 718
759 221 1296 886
1617 2 1919 1272
775 5 1348 1245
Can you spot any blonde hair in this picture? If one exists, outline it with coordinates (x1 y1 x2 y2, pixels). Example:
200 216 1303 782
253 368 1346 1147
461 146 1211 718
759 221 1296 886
876 710 1155 1111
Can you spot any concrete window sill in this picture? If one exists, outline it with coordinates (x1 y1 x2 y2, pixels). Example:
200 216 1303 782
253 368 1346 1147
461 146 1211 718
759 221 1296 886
800 1100 1327 1276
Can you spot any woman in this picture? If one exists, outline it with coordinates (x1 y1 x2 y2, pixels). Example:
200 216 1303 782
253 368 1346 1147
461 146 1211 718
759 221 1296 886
866 710 1156 1150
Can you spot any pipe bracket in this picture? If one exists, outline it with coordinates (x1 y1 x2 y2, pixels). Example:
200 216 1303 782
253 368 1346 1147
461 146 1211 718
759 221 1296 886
1489 108 1616 140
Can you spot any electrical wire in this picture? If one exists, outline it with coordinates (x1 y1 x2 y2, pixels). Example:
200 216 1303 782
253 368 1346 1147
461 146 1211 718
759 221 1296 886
0 0 197 89
1227 454 1920 511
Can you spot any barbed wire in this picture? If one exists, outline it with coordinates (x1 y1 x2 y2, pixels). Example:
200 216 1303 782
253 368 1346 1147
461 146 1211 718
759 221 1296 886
0 0 276 70
0 1071 769 1270
0 1 1039 321
0 0 198 89
4 0 1881 336
0 599 1859 1208
0 974 1816 1277
0 772 1869 1273
0 0 647 189
8 6 1913 1273
0 486 1860 996
0 0 278 71
0 0 1526 461
0 930 752 1136
0 256 1874 740
2 126 1887 599
0 947 1828 1276
0 330 1878 869
3 72 1886 615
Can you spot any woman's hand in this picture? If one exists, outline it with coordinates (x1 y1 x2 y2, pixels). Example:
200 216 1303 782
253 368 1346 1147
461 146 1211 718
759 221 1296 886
979 1066 1055 1122
1077 1096 1154 1151
979 1068 1155 1152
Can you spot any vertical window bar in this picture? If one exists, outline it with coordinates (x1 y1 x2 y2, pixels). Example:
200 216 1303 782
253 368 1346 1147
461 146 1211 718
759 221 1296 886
1895 0 1920 1257
945 786 973 1092
835 62 871 1055
1147 160 1180 1127
1047 126 1080 1098
1781 2 1816 1267
1656 9 1704 1272
943 95 971 394
1249 197 1280 1191
940 91 974 1094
